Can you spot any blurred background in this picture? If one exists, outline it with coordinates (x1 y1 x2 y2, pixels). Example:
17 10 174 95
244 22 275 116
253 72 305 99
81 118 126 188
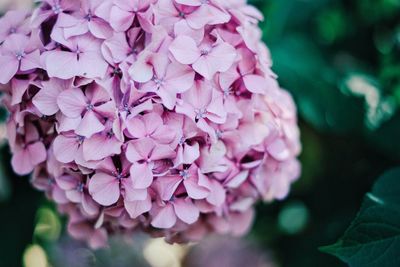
0 0 399 266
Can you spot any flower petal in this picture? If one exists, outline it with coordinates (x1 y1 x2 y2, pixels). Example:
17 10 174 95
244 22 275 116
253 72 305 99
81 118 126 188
88 173 120 206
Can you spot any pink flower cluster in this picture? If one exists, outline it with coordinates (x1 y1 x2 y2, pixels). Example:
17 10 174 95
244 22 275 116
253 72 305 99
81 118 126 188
0 0 301 248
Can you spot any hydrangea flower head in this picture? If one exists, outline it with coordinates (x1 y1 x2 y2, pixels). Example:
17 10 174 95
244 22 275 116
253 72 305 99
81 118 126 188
1 0 301 248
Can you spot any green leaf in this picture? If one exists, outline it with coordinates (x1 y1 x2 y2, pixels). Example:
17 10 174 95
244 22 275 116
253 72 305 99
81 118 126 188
320 168 400 267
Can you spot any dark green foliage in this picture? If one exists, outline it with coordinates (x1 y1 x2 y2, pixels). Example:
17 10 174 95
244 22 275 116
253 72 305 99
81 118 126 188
320 168 400 267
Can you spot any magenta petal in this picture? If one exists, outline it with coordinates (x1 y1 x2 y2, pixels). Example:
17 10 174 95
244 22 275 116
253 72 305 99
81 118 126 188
151 204 177 229
172 198 199 224
88 173 120 206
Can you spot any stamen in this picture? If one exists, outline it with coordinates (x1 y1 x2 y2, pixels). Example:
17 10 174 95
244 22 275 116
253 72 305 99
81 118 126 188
76 182 84 192
86 103 94 111
195 108 207 120
52 4 62 14
200 49 209 56
76 135 85 144
15 51 26 61
179 169 190 180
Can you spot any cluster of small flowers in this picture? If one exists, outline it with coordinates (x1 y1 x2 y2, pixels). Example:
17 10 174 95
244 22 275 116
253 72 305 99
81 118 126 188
0 0 301 248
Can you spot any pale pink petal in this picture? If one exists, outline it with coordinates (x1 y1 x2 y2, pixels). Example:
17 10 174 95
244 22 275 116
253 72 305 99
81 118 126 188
32 79 65 115
27 142 47 166
78 51 108 79
75 110 105 138
125 117 147 139
206 179 226 207
183 178 209 199
182 142 200 164
156 175 182 201
164 62 195 92
124 194 151 219
88 19 113 39
11 79 30 105
174 0 201 6
0 56 19 84
129 59 153 83
130 163 153 189
243 75 268 94
11 149 34 175
82 193 100 216
110 5 135 32
192 56 214 80
53 135 80 163
172 198 199 224
122 178 148 201
207 42 237 72
150 145 176 161
88 173 120 206
151 204 177 229
20 50 42 71
267 139 291 161
83 134 122 161
169 36 200 64
57 88 87 118
44 51 79 79
126 138 154 162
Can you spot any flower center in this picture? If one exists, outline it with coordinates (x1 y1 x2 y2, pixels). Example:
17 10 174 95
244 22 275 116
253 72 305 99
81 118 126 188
200 49 209 56
195 108 207 120
76 182 84 192
179 169 190 180
178 11 185 18
215 129 223 139
86 103 94 111
15 51 25 61
106 130 114 139
84 11 93 21
76 135 85 144
52 4 63 14
152 76 164 89
9 27 17 34
178 136 186 145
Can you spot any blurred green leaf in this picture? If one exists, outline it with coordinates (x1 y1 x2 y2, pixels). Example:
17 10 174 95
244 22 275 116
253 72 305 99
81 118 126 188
34 207 61 242
320 167 400 267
